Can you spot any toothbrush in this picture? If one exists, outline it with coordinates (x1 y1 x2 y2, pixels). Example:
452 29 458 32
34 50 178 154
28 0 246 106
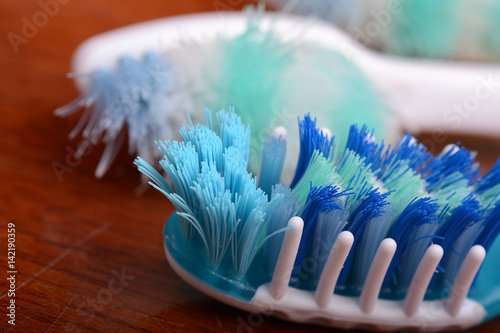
267 0 500 62
55 6 392 181
136 107 500 331
56 6 500 182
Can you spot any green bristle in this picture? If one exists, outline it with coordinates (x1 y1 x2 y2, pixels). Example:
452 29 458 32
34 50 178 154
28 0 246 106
382 162 427 216
430 173 472 212
335 149 378 198
292 150 339 206
389 0 459 59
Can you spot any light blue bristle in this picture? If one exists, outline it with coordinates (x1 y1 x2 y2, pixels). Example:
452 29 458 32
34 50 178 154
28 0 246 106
136 108 292 280
157 141 200 208
191 162 239 266
436 194 483 288
134 156 173 195
223 146 249 199
336 186 389 291
179 123 224 172
57 51 172 177
216 107 251 164
381 197 439 292
263 184 299 274
292 185 346 280
257 135 287 197
232 177 290 277
290 114 334 189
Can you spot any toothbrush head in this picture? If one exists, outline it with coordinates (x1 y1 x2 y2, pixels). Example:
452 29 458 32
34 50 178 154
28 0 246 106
56 7 394 180
137 109 500 331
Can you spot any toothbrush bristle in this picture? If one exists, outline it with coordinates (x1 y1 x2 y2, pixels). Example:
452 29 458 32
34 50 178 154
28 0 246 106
257 135 287 197
263 184 299 273
382 197 439 291
436 194 484 287
140 109 500 307
58 51 173 177
292 184 347 280
290 114 334 189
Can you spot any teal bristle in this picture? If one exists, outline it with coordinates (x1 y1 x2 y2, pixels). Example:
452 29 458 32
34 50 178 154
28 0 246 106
290 114 334 189
257 135 287 197
381 197 440 296
263 184 299 274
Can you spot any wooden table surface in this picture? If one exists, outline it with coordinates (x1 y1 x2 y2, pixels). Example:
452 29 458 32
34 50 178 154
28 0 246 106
2 1 500 332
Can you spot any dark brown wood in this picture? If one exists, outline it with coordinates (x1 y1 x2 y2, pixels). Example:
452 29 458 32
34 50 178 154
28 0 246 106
1 1 500 332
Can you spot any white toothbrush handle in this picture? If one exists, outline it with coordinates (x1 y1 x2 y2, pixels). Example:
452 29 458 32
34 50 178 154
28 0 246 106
355 50 500 139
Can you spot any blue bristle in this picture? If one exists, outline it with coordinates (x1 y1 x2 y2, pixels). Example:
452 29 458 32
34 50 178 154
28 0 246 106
422 144 481 190
290 114 334 188
476 157 500 193
337 186 390 291
352 206 395 289
257 135 287 197
382 197 439 292
310 208 349 281
263 184 299 274
345 124 383 168
436 194 484 287
476 200 500 251
291 185 345 280
475 157 500 206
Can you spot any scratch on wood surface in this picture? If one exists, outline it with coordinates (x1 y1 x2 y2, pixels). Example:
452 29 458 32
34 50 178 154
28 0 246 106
0 223 108 299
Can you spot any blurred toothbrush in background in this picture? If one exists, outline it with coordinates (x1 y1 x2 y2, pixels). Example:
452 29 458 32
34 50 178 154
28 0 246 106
56 5 392 181
56 4 500 182
266 0 500 137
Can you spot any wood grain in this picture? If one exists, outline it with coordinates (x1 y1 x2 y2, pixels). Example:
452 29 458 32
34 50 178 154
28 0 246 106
1 1 500 332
